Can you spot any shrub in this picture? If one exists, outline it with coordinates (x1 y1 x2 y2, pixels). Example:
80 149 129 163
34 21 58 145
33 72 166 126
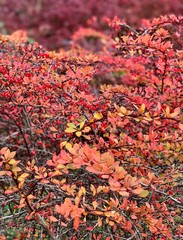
0 15 183 239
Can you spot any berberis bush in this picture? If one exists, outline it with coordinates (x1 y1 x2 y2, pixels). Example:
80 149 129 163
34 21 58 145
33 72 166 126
0 15 183 239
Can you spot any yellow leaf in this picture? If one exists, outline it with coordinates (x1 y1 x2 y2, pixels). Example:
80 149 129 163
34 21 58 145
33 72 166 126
57 164 65 169
43 114 51 118
138 103 146 114
60 141 67 149
94 112 103 120
78 186 86 197
139 190 149 198
17 173 29 181
79 121 85 130
120 106 127 115
65 128 76 133
75 131 82 137
8 159 17 165
144 112 152 119
104 211 112 217
65 142 72 151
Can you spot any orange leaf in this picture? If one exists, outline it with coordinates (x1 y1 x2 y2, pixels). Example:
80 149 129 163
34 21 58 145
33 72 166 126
98 217 102 227
35 128 43 134
0 236 6 240
86 166 101 174
0 171 7 176
165 106 170 117
83 126 91 133
106 236 111 240
92 211 103 216
108 177 121 188
5 189 17 194
92 201 98 210
119 189 129 197
73 217 80 230
170 107 180 118
11 166 21 173
50 127 58 132
75 196 80 205
101 152 114 166
131 188 144 195
179 123 183 130
93 164 103 172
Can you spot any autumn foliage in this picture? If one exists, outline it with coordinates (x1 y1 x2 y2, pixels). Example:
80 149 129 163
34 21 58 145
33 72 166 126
0 13 183 240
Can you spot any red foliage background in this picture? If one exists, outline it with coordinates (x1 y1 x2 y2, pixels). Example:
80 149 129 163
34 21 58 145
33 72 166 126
0 0 183 49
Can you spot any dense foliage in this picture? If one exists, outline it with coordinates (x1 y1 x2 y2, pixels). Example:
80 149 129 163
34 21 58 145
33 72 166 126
0 12 183 240
0 0 183 49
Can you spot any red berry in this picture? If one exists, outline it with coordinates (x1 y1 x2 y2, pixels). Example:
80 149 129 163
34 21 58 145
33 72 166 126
169 190 174 195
